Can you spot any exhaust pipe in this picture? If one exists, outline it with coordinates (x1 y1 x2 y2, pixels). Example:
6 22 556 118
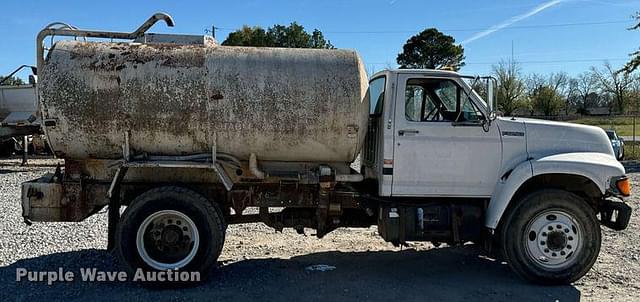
249 153 265 179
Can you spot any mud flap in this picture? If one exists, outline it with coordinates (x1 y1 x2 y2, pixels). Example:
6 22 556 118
600 200 632 231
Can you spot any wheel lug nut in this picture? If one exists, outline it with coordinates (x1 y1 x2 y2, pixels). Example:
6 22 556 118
564 229 569 233
540 241 546 245
552 252 557 257
182 226 188 231
568 236 573 241
561 251 566 256
544 248 550 253
176 220 182 225
167 219 173 224
556 225 562 229
548 226 553 231
567 245 572 249
542 232 547 237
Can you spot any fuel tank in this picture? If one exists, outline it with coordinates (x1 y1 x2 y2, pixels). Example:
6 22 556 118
40 40 369 162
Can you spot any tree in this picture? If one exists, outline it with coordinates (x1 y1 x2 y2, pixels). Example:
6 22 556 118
547 72 569 114
548 72 569 95
628 74 640 113
568 72 598 114
524 73 547 115
492 60 526 115
524 72 573 116
222 22 334 49
525 73 547 94
470 80 487 101
624 12 640 73
396 28 465 70
310 29 331 49
0 76 24 86
531 85 564 116
592 62 634 113
222 26 270 47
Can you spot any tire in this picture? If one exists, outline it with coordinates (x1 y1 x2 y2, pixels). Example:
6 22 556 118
499 189 601 284
116 186 225 284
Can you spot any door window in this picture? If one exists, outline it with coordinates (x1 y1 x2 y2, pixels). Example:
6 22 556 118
459 92 484 122
405 86 425 121
404 78 483 123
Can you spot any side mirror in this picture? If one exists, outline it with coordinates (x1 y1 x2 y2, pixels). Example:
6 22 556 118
486 78 497 120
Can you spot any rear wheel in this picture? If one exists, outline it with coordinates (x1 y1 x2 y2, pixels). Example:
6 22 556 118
116 186 225 284
500 189 601 284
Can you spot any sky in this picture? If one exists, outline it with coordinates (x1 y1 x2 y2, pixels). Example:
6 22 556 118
1 0 639 80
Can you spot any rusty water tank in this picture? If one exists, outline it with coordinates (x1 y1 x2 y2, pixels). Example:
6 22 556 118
39 40 369 162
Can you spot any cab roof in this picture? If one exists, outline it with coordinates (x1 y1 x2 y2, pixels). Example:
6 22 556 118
370 69 462 80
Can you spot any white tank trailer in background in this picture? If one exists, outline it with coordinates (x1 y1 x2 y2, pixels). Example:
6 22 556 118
21 13 632 284
0 65 44 159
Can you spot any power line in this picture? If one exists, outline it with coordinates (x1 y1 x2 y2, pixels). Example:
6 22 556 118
366 57 629 66
464 58 629 65
215 20 632 34
329 20 632 34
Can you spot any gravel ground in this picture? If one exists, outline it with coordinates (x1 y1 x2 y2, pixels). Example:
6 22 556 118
1 157 639 302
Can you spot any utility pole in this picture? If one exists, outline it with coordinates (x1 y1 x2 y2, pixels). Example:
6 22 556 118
511 40 514 62
206 25 216 38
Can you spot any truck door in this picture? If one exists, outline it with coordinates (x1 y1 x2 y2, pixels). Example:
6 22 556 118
391 74 501 197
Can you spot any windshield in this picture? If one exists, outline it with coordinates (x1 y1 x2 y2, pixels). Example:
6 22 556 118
606 131 616 140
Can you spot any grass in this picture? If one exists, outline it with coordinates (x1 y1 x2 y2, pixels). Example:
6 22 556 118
619 141 640 160
569 116 639 137
567 116 640 159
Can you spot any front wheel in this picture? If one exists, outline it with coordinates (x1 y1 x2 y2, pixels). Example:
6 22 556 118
499 189 601 284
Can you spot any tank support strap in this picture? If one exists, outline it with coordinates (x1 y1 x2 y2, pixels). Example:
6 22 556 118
107 166 128 251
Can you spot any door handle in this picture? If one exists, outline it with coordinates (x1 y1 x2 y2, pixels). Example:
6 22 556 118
398 129 419 136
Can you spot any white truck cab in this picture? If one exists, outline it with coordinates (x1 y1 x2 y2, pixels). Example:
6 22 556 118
362 69 631 283
363 69 626 222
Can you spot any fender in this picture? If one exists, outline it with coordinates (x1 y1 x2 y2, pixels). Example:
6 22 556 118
485 152 625 230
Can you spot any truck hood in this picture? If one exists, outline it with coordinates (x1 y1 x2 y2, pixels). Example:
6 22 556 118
500 117 615 159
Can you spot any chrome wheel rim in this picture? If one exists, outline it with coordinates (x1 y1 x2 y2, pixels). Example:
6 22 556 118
524 209 583 270
136 210 200 270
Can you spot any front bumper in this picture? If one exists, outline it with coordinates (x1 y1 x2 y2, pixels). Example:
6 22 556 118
599 199 632 230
